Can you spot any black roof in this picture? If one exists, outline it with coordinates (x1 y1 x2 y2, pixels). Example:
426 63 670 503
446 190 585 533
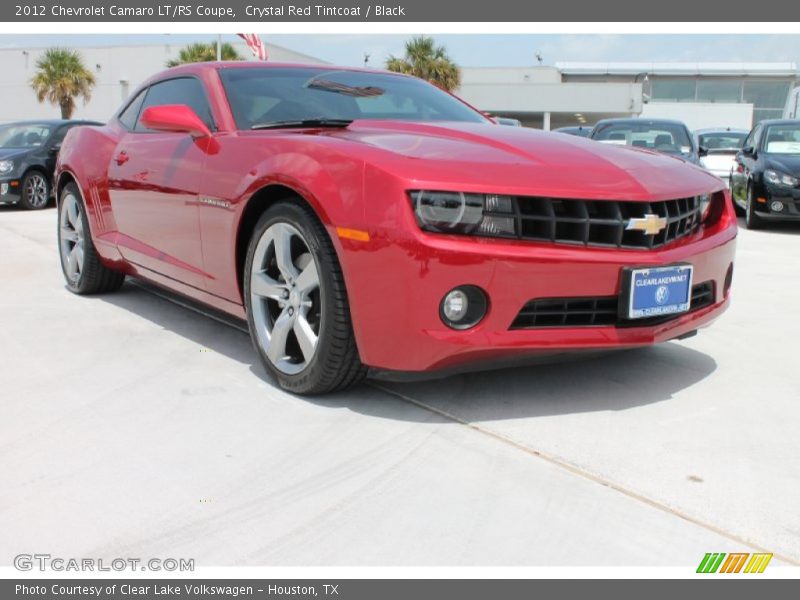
757 119 800 127
555 125 592 131
593 117 689 128
0 119 102 127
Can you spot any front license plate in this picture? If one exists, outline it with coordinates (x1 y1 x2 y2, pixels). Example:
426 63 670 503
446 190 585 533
624 264 693 319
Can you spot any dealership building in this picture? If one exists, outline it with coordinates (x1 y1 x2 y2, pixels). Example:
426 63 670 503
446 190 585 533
0 41 797 133
461 61 799 130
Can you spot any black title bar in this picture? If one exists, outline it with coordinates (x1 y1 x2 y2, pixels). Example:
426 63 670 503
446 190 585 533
4 579 799 600
3 0 800 22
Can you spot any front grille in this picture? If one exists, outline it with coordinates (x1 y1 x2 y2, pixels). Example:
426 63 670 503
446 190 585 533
510 281 715 329
487 196 703 249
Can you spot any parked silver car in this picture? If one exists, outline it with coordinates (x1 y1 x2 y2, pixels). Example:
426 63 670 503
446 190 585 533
694 127 748 188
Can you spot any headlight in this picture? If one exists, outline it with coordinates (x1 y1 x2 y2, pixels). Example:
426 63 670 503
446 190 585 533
764 169 798 187
0 160 13 174
411 191 516 237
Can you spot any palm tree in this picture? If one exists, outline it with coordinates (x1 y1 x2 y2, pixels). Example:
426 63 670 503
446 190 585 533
167 42 243 67
386 36 461 92
30 48 96 119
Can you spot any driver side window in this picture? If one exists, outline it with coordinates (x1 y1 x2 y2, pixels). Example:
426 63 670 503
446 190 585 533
744 125 761 151
134 77 215 133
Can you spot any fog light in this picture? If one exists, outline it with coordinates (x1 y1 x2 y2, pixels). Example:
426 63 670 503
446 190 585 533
443 290 468 321
770 200 784 212
440 285 488 330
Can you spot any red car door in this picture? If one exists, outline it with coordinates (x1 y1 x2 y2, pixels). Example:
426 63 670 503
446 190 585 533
107 77 215 289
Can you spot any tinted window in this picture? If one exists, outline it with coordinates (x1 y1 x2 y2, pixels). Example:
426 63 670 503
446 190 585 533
651 80 696 102
118 89 147 130
752 125 764 150
135 77 214 132
762 124 800 155
219 67 487 130
0 123 53 148
742 125 759 150
743 82 792 111
593 122 693 154
697 132 746 150
696 81 742 103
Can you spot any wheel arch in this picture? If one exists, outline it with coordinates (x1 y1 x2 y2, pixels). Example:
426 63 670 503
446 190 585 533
55 169 78 205
234 182 338 302
20 165 50 190
54 170 99 241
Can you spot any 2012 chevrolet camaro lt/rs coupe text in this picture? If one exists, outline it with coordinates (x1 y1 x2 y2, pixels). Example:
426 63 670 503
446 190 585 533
56 63 736 394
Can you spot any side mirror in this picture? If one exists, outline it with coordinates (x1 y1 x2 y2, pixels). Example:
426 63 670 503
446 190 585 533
139 104 212 138
741 145 755 157
698 146 708 157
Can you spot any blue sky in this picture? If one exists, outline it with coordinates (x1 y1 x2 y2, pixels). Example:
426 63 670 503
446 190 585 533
3 34 800 67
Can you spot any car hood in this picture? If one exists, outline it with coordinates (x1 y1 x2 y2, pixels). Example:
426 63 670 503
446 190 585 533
319 121 722 201
764 154 800 175
0 148 29 161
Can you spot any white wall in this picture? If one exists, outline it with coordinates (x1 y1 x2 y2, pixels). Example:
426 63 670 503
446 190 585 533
459 80 642 114
0 42 325 124
460 67 562 85
641 102 754 130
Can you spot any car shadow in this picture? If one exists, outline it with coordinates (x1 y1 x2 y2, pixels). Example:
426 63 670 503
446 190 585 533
349 343 717 421
98 279 718 423
0 202 55 212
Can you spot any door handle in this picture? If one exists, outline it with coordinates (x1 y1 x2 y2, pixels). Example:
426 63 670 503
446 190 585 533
114 151 129 166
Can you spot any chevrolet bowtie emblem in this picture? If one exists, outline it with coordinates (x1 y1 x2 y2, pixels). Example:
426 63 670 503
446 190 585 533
626 213 667 235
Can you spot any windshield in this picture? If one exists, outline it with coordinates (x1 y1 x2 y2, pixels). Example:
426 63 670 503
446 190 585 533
219 67 488 130
0 123 53 149
763 124 800 155
592 122 693 154
697 132 746 150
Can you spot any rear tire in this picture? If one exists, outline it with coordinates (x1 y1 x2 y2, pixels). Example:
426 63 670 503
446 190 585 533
244 201 366 395
745 184 764 230
19 170 50 210
58 182 125 294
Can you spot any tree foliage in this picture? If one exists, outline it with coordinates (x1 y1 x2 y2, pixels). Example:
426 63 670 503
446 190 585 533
386 36 461 91
167 42 243 67
30 48 96 119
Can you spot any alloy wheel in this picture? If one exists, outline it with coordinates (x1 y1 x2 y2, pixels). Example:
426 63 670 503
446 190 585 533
59 193 85 283
25 173 48 208
249 221 322 375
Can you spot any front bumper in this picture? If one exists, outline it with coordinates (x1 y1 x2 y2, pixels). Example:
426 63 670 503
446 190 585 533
341 204 737 373
0 179 22 205
754 185 800 220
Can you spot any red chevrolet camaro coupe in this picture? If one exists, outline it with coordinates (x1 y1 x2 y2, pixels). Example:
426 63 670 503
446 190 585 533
56 62 736 394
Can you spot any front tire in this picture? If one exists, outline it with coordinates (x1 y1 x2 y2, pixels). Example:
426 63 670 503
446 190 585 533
244 201 366 395
58 182 125 294
20 170 50 210
745 184 764 230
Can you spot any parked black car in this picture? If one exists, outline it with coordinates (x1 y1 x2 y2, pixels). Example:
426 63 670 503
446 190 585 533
731 119 800 229
590 118 702 165
554 125 593 137
0 119 102 210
